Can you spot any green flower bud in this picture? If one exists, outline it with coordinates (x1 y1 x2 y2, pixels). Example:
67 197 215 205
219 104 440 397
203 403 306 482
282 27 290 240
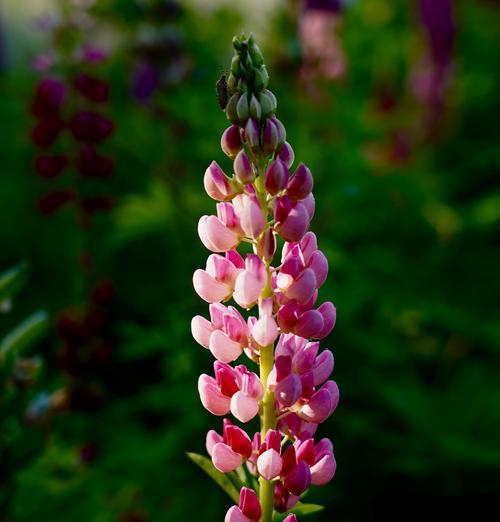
236 93 250 121
254 65 269 91
231 55 241 77
249 43 264 68
249 95 262 120
226 93 240 124
258 92 274 118
264 89 277 112
227 73 237 95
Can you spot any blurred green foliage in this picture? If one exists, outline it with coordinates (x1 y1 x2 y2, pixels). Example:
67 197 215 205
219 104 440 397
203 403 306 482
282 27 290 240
0 0 499 521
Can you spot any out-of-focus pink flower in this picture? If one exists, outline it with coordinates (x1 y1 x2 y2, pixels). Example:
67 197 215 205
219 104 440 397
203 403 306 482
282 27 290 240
69 111 114 143
198 361 263 422
299 5 346 84
74 74 110 102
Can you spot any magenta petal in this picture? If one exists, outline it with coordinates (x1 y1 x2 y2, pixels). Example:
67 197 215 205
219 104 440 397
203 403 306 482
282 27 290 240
275 373 302 407
233 194 265 239
307 250 329 288
312 349 334 385
283 515 299 522
277 202 310 242
284 460 312 496
239 487 262 520
257 448 282 480
295 309 324 338
212 442 243 472
286 268 317 304
315 301 336 338
298 388 333 423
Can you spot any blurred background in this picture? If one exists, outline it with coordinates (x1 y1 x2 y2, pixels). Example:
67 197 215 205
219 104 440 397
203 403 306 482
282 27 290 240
0 0 499 521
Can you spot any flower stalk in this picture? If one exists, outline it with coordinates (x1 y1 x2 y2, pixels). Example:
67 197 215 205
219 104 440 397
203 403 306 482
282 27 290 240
191 34 339 522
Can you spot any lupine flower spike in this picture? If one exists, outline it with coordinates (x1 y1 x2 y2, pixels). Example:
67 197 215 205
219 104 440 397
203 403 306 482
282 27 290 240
189 35 339 522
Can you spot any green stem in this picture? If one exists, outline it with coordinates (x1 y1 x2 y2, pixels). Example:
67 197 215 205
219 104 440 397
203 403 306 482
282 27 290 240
259 341 276 522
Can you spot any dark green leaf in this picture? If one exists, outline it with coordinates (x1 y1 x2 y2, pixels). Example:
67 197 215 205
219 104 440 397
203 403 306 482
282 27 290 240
0 262 29 303
186 452 241 504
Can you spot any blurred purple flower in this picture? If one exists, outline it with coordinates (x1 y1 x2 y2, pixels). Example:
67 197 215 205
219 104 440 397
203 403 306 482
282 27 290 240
132 61 160 103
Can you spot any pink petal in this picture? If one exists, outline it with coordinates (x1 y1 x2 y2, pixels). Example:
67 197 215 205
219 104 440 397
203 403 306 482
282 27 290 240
204 161 235 201
257 448 282 480
310 452 336 485
233 194 265 239
284 460 312 496
275 373 302 407
307 249 329 288
206 254 239 286
193 269 231 303
233 255 267 309
315 301 336 338
191 315 213 348
225 506 251 522
276 202 310 242
252 315 279 347
198 215 239 252
206 429 224 456
295 309 324 338
312 349 334 385
239 487 262 520
230 391 259 423
297 388 333 423
286 268 317 304
212 442 243 473
198 375 231 415
209 330 242 363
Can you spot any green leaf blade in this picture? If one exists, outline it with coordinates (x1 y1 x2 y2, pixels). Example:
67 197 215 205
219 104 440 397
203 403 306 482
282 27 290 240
274 503 325 521
186 452 242 504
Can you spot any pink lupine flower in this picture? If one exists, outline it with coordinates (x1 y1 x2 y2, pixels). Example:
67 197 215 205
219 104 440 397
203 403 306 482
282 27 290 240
274 481 300 512
279 412 318 441
256 430 282 480
277 142 295 169
278 297 336 339
232 193 265 239
191 303 249 363
295 437 336 485
281 444 312 495
198 207 241 252
207 420 253 472
233 254 267 309
274 195 311 242
251 298 279 347
225 487 262 522
193 254 240 303
198 361 263 422
283 515 299 522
